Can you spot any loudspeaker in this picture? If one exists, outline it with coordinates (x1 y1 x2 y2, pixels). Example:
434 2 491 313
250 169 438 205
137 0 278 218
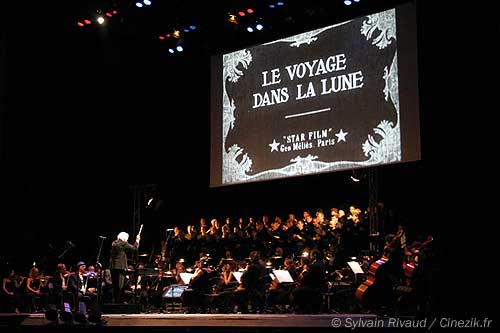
101 303 140 314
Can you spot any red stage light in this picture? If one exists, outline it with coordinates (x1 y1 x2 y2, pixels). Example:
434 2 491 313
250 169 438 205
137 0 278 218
84 19 92 25
247 8 254 14
77 22 84 27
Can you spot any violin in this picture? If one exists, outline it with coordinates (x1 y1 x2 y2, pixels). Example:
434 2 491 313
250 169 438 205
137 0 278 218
62 271 76 280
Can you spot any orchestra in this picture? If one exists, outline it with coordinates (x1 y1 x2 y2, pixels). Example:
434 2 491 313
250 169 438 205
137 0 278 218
0 204 434 315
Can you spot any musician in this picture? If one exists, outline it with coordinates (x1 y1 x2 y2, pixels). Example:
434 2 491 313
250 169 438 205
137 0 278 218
50 263 73 311
109 231 140 303
1 268 23 313
291 249 325 313
25 267 41 312
267 257 298 312
181 258 214 313
232 253 268 313
97 264 113 303
68 261 97 313
85 265 99 294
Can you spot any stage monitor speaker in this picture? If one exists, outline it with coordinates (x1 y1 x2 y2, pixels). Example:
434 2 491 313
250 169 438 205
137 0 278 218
101 303 140 314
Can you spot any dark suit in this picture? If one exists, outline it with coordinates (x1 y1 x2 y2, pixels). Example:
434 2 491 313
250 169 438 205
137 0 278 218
109 239 138 303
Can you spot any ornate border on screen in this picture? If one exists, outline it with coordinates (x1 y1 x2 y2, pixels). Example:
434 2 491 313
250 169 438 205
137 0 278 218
222 8 400 185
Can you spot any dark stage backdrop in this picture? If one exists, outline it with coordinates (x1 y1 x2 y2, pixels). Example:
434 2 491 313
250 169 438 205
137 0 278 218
211 2 420 187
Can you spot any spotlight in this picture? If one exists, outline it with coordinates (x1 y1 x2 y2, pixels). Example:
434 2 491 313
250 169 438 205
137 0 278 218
344 0 352 5
228 14 238 24
176 45 184 52
350 170 362 182
255 23 264 31
143 0 152 5
97 17 105 24
136 2 143 8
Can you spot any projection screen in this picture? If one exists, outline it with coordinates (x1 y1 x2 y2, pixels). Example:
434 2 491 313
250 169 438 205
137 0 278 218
210 2 420 187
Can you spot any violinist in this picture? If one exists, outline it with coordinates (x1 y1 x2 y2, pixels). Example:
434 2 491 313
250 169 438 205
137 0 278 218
267 257 298 312
84 265 99 294
1 268 24 313
181 258 214 313
51 263 75 311
96 263 113 303
25 267 42 312
291 249 325 314
68 261 98 313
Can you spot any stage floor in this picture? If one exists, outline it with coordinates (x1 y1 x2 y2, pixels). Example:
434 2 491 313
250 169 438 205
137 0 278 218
2 313 379 331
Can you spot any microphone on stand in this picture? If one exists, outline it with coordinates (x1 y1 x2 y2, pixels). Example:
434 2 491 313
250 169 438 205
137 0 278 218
67 241 75 248
166 228 174 231
99 236 107 239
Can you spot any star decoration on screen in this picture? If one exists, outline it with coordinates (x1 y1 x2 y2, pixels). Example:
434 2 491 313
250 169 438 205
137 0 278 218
335 129 348 142
269 139 280 152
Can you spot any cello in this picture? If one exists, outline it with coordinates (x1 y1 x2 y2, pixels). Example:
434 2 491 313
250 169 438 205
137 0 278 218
355 226 405 303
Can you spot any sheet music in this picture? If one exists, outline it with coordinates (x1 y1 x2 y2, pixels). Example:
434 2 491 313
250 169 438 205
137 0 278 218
162 285 188 298
179 272 194 285
272 270 294 283
348 261 364 274
232 271 243 283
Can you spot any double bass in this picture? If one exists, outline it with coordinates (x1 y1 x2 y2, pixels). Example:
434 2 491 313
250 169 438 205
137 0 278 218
355 227 405 303
403 235 433 286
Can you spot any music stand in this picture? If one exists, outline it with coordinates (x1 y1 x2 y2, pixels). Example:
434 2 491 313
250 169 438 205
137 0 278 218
179 273 194 285
162 285 188 313
232 271 243 283
347 261 364 287
271 270 294 283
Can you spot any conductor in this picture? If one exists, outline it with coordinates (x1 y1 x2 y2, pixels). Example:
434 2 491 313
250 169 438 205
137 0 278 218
109 231 140 303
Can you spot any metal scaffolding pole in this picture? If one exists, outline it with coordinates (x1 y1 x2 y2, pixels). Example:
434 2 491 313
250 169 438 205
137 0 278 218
368 167 379 252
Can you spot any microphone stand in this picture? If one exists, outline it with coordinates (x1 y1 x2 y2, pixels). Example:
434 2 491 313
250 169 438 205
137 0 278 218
58 242 74 259
96 237 106 267
165 230 174 271
95 236 106 306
